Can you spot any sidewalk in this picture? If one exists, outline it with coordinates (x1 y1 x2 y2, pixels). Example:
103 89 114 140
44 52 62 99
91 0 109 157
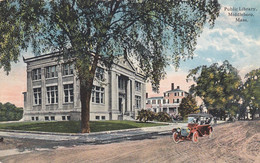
0 123 188 143
0 120 226 144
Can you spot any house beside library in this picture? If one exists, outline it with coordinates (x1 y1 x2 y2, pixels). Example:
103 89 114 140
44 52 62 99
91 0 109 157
22 52 146 121
146 83 188 115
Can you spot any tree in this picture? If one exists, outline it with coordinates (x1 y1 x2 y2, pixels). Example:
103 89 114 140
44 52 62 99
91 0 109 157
0 0 220 133
187 60 242 119
179 95 199 117
0 102 23 121
241 68 260 120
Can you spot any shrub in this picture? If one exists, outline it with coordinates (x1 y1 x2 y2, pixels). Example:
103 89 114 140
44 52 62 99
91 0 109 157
155 112 171 122
136 109 156 122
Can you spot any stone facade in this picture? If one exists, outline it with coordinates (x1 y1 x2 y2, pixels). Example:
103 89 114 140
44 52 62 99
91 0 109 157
146 83 188 115
23 53 146 121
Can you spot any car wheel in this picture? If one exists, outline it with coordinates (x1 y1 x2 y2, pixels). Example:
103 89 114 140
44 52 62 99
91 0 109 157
172 132 180 144
192 131 199 143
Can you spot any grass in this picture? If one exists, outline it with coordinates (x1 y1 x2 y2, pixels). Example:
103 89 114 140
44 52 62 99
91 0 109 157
0 120 165 133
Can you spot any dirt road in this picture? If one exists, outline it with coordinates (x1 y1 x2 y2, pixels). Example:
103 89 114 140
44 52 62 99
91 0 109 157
1 120 259 163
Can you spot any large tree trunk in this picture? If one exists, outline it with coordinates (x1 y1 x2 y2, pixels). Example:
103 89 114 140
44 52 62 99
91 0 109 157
80 82 92 133
79 51 99 133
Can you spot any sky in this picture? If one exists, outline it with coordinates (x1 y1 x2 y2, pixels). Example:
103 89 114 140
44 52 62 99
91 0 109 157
0 0 260 107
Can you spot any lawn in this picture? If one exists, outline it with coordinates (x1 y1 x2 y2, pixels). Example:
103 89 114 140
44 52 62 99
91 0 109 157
0 120 165 133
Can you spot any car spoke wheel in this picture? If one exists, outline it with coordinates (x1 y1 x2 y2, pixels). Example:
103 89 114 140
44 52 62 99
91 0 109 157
192 131 199 143
172 132 180 144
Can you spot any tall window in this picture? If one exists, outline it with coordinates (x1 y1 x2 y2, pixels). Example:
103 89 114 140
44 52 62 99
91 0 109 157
63 63 73 76
158 99 161 104
95 67 104 80
92 86 104 104
33 88 41 105
152 100 156 104
47 86 58 104
64 84 73 103
118 77 125 90
32 68 41 80
177 99 180 103
135 96 141 108
46 66 57 78
135 81 141 91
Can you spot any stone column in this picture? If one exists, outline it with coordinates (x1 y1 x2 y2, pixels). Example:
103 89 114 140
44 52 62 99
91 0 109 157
57 64 63 109
73 71 80 110
126 79 131 114
27 70 32 111
131 79 135 114
41 67 46 110
142 82 146 109
110 70 118 119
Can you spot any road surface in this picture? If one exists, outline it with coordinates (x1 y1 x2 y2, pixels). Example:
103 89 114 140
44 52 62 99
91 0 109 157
0 120 259 163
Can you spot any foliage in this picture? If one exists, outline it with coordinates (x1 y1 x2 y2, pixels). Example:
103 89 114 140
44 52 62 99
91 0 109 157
187 60 242 118
0 102 23 121
136 109 156 122
0 120 164 133
155 112 171 122
0 0 220 132
137 109 172 122
179 95 199 117
240 68 260 119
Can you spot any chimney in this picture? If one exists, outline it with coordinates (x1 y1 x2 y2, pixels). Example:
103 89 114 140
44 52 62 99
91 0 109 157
171 83 174 90
177 86 180 89
146 93 148 98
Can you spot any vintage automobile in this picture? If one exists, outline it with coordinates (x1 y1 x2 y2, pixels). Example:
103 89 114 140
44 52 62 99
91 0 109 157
172 113 213 143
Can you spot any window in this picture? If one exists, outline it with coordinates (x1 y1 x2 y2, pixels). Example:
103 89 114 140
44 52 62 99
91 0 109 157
152 100 156 104
181 92 184 96
118 77 125 89
32 68 41 80
67 116 71 120
45 65 57 78
95 67 104 80
102 116 105 120
135 96 141 108
174 93 177 96
135 81 141 91
64 84 74 103
51 116 55 121
62 116 66 120
47 86 58 104
45 116 49 121
36 117 39 121
63 63 73 76
147 100 151 104
33 88 41 105
92 86 104 104
158 100 161 104
177 99 179 103
163 99 166 104
31 117 34 121
96 116 100 120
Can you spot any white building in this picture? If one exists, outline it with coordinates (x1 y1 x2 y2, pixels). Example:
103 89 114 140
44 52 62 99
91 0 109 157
146 83 188 115
23 52 146 121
